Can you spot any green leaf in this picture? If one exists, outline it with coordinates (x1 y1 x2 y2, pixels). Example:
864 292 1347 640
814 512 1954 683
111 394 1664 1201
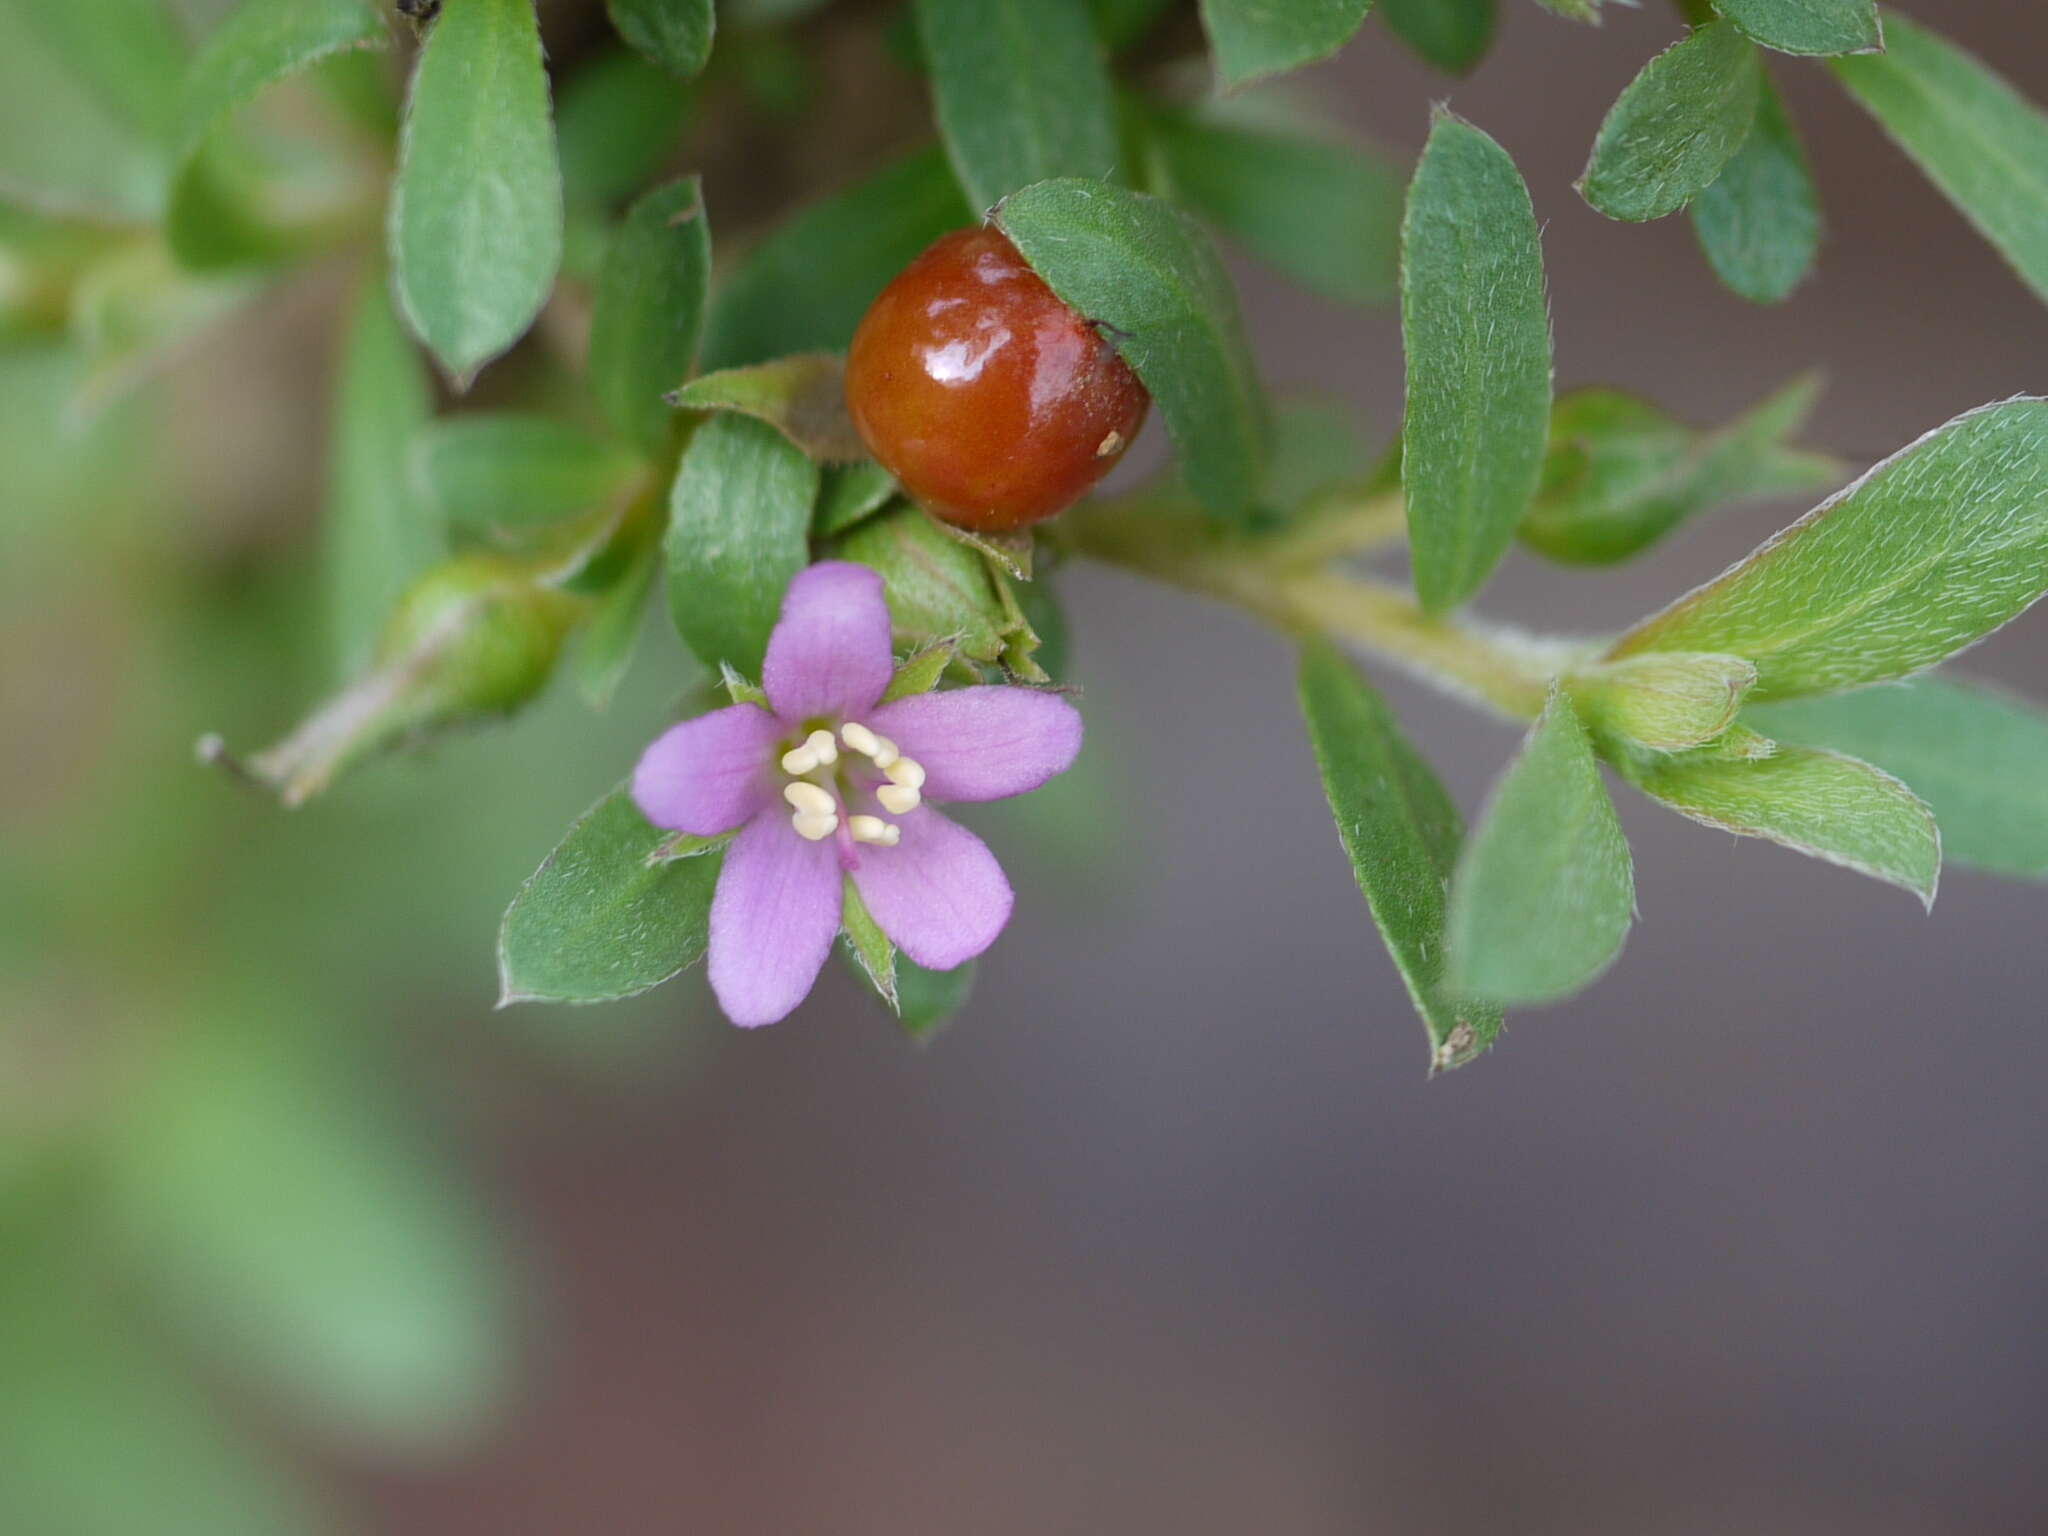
177 0 386 155
1716 0 1878 56
1445 688 1635 1005
897 956 974 1040
702 145 972 369
556 45 696 211
1400 109 1552 612
498 786 724 1004
665 411 819 675
0 0 185 221
390 0 563 385
1625 735 1940 904
1380 0 1497 74
606 0 715 77
324 271 438 678
1690 77 1821 304
672 354 866 462
879 639 959 702
814 460 898 537
1136 99 1404 307
997 177 1269 520
591 176 711 457
1747 676 2048 880
1831 11 2048 310
833 503 1013 662
840 880 899 1011
1092 0 1177 51
1579 20 1762 223
574 525 660 708
1534 0 1605 19
1609 398 2048 700
1296 639 1503 1070
1520 375 1837 566
916 0 1121 212
1570 651 1758 752
412 413 642 537
0 1256 322 1536
111 1012 511 1448
1198 0 1373 92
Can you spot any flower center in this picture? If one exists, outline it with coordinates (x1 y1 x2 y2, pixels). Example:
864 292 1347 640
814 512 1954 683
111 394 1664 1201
777 720 927 845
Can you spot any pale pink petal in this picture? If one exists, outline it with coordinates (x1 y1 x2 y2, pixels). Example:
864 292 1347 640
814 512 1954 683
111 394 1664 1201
762 562 894 723
707 810 844 1027
849 808 1012 971
632 704 783 835
866 687 1083 803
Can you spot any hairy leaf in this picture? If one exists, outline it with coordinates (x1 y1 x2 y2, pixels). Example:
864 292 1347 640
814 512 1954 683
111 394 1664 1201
1570 651 1758 752
607 0 715 78
1520 375 1836 566
1747 677 2048 880
499 787 724 1004
1297 640 1504 1070
665 412 819 675
1716 0 1879 57
1401 109 1552 611
390 0 562 385
898 957 975 1040
702 146 972 369
672 354 866 462
999 178 1269 520
1580 20 1762 222
1446 690 1635 1005
833 504 1013 662
592 177 710 456
1832 12 2048 310
917 0 1120 212
1691 78 1821 304
1199 0 1373 91
1627 735 1939 904
1137 100 1404 307
1609 399 2048 699
840 881 899 1012
814 461 898 537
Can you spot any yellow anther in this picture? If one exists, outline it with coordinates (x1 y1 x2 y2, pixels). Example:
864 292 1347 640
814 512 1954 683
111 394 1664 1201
791 811 838 842
883 755 925 790
847 814 900 847
783 781 836 816
780 744 818 774
805 728 838 765
840 721 880 758
876 783 921 815
868 734 899 769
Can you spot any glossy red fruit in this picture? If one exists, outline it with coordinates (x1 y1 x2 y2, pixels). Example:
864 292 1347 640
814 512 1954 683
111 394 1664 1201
845 227 1150 533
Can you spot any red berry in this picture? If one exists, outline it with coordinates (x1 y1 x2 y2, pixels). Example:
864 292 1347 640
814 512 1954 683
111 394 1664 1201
845 227 1150 533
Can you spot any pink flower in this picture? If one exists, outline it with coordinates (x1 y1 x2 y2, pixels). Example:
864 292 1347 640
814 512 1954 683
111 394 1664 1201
632 562 1084 1027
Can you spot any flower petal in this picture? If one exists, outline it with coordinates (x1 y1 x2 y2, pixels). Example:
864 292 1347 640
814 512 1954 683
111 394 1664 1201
707 810 844 1027
762 562 894 723
866 687 1083 802
632 703 784 836
849 808 1013 971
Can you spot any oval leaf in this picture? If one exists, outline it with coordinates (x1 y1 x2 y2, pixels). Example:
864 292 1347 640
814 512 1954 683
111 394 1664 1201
178 0 388 154
412 412 641 536
1446 689 1635 1006
1717 0 1879 57
998 177 1269 520
1746 676 2048 881
672 354 867 463
916 0 1120 212
1608 398 2048 700
606 0 714 78
1380 0 1497 76
591 175 711 456
1569 651 1758 753
390 0 563 385
1690 78 1821 305
1401 110 1552 611
1831 12 2048 311
1579 20 1762 223
665 411 820 675
1297 640 1504 1071
498 786 724 1005
1198 0 1372 92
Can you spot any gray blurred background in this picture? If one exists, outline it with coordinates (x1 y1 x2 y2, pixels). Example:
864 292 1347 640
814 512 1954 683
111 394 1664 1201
313 2 2043 1530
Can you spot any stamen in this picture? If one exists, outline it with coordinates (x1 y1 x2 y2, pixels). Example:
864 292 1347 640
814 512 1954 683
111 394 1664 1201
840 721 880 758
869 734 899 769
792 811 838 842
783 781 836 816
883 756 925 790
847 815 901 847
805 728 838 765
780 743 818 774
876 783 920 815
